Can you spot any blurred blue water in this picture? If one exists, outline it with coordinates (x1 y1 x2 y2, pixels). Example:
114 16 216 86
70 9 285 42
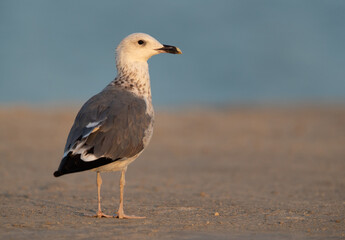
1 0 345 106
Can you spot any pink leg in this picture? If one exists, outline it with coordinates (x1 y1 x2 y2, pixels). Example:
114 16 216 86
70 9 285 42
116 167 145 219
94 172 113 218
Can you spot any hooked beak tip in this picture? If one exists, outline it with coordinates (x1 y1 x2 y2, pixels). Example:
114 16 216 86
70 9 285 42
175 47 182 54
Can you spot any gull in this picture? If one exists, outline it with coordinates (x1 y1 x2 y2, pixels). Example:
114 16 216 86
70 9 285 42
54 33 182 219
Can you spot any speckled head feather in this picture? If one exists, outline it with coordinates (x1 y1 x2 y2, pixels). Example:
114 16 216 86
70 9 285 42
114 33 181 100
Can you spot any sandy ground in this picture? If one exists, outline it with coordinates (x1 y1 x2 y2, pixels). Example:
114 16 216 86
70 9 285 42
0 106 344 239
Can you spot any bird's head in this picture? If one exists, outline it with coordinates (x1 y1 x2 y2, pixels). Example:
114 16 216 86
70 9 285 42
116 33 182 64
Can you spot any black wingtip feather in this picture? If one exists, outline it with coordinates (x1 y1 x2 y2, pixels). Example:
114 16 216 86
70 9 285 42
54 152 119 177
54 170 63 177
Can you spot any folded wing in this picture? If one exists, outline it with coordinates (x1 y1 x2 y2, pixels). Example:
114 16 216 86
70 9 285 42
54 87 153 177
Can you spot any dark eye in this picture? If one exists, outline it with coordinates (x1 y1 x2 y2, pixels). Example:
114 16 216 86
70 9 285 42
138 40 144 45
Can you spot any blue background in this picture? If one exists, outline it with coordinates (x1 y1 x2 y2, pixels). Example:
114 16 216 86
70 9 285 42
1 0 345 106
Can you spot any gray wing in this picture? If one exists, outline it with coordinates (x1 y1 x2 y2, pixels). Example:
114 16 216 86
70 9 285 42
54 87 153 177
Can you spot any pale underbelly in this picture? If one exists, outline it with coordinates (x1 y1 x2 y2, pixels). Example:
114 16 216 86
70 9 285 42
91 153 141 172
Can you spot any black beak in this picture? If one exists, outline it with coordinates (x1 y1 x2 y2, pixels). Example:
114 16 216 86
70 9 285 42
156 44 182 54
